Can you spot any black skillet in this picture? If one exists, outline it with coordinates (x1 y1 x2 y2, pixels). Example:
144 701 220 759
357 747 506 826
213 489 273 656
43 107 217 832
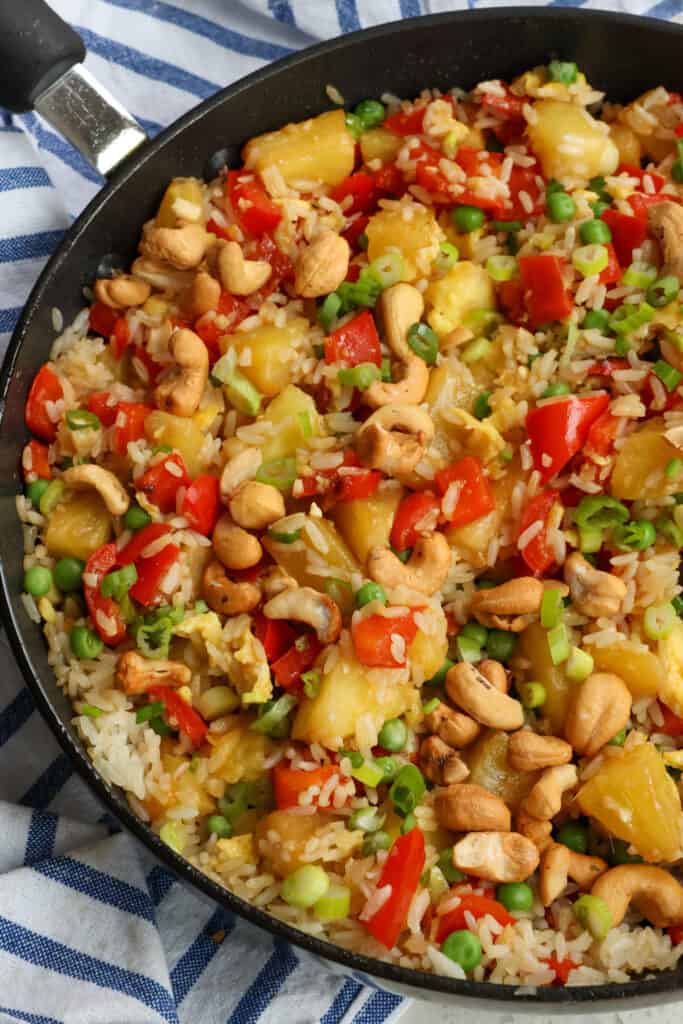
1 1 682 1009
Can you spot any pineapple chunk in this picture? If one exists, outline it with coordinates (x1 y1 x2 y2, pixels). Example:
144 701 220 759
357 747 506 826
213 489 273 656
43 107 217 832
263 515 359 588
44 491 112 561
156 177 205 228
611 419 681 501
330 483 403 564
220 319 310 398
527 100 619 188
425 261 495 338
155 753 216 815
464 731 538 812
447 468 520 570
216 833 256 863
518 621 570 734
243 109 355 187
207 717 274 783
658 619 683 718
578 742 682 863
256 810 362 876
145 410 207 477
591 637 665 699
258 385 323 462
426 359 479 424
366 203 443 282
360 127 402 165
409 607 449 682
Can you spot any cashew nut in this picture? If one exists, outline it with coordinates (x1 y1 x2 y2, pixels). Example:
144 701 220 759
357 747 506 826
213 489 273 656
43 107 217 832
445 661 524 731
441 326 474 351
563 552 627 619
648 202 683 283
154 328 209 418
365 355 430 409
367 533 451 596
424 702 481 748
516 810 553 852
356 405 435 480
141 221 209 270
479 658 509 693
379 283 425 362
508 730 574 773
539 842 608 906
212 513 263 571
131 257 195 292
220 447 262 500
263 586 341 645
521 764 579 821
419 736 470 786
294 230 350 298
592 865 683 928
184 271 221 319
470 577 545 632
564 672 632 759
93 275 150 309
61 464 129 516
435 783 511 833
229 481 285 530
261 565 298 598
202 559 261 616
116 650 191 695
218 241 271 295
453 831 540 884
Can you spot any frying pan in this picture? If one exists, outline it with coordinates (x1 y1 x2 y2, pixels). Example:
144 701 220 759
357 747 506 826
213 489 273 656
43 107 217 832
1 1 682 1009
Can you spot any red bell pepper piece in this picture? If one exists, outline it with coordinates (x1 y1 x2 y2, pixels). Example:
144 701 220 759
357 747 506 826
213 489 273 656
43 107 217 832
252 612 297 662
83 544 128 645
227 170 282 237
112 402 151 456
599 243 622 286
206 217 231 241
364 828 426 949
194 292 250 360
435 893 514 943
586 358 630 379
111 317 131 359
456 146 503 177
668 924 683 946
330 172 377 215
526 393 610 482
147 685 208 747
25 365 63 443
409 142 455 204
656 701 683 737
130 345 163 387
118 523 172 564
601 208 647 268
352 611 418 668
324 310 382 367
543 956 576 985
499 164 544 222
334 468 382 503
497 278 526 326
435 456 495 529
87 391 118 428
342 214 370 249
273 761 341 810
250 234 295 295
518 490 561 575
518 254 573 328
390 492 441 551
89 301 119 338
619 163 665 193
181 475 220 536
271 634 322 690
384 106 426 136
480 87 525 120
371 163 406 198
129 542 180 606
136 454 191 513
22 440 52 481
584 410 620 461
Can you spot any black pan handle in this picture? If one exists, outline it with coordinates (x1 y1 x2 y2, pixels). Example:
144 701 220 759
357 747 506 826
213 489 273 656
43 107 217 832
0 0 147 176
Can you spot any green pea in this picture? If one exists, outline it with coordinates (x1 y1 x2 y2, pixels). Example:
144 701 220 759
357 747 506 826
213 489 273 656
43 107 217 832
26 479 50 509
23 565 53 597
546 191 576 223
124 504 152 531
345 113 363 139
207 814 233 838
437 847 465 884
459 622 488 648
347 807 385 833
354 98 385 130
378 718 408 753
573 894 613 940
541 381 572 399
486 629 517 663
54 557 85 593
579 219 612 245
281 865 330 909
70 625 104 660
556 821 589 854
473 391 492 420
496 881 534 912
355 582 386 609
441 930 482 971
547 60 578 85
452 205 485 233
582 309 611 331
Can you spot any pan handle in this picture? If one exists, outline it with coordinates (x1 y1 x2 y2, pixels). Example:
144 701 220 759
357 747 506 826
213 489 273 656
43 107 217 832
0 0 147 177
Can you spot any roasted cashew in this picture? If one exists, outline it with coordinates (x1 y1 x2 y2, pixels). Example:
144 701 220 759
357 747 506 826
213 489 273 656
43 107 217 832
220 447 262 500
453 831 540 884
508 730 574 773
202 559 261 615
424 702 481 748
184 271 221 319
419 735 470 786
563 552 627 619
116 650 191 695
445 661 524 731
218 241 271 295
564 672 632 759
648 202 683 283
521 764 578 821
367 532 451 596
61 464 129 516
130 257 195 292
470 577 545 632
261 565 298 599
212 513 263 571
141 221 209 270
441 326 474 351
379 283 425 362
263 585 341 645
479 658 509 693
356 404 435 479
516 810 553 852
294 230 350 298
365 355 430 409
539 842 608 906
591 865 683 928
154 328 209 418
94 275 150 309
229 481 285 530
435 783 511 833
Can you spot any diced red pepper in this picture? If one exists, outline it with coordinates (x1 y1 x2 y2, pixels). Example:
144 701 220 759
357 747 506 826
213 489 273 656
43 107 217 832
147 685 208 747
499 164 544 222
181 475 220 536
543 956 576 986
194 292 251 360
456 146 503 177
384 106 426 136
364 828 426 949
435 456 495 529
249 234 295 297
131 345 163 387
273 761 341 810
83 544 127 645
518 254 573 328
206 217 232 241
584 410 620 461
409 142 455 204
271 634 322 691
111 317 131 360
87 391 118 428
89 302 119 338
619 163 665 193
497 278 526 326
342 214 370 249
518 490 561 575
334 468 382 503
227 170 282 237
136 454 191 513
598 243 622 286
656 701 683 737
390 492 441 551
371 163 406 198
352 611 418 668
668 924 683 946
252 612 297 663
480 87 525 120
435 893 514 943
526 393 610 482
586 358 630 379
25 365 63 443
112 402 151 456
129 542 180 606
23 440 52 481
118 523 173 566
324 310 382 367
330 172 377 215
601 208 648 268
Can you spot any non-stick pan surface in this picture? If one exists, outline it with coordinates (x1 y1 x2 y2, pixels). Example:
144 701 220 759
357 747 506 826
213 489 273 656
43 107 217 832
2 7 683 1008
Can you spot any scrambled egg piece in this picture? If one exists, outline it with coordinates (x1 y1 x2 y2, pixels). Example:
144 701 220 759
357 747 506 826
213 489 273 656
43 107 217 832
176 612 272 705
216 833 256 863
445 408 506 464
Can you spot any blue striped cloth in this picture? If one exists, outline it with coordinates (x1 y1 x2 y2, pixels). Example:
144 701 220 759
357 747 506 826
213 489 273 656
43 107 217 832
0 1 679 1021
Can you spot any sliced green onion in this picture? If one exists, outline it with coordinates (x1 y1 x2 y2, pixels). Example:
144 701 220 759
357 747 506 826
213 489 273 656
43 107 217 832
622 261 657 289
486 629 517 663
422 697 441 715
574 495 629 530
407 322 439 365
380 356 392 382
582 309 611 332
298 411 313 438
437 847 465 884
250 694 297 737
435 241 459 273
426 658 454 687
491 220 522 233
609 727 627 747
653 359 683 393
391 544 412 564
355 581 386 608
78 703 103 718
540 587 564 629
256 457 297 492
65 409 101 431
541 381 571 399
566 646 594 682
573 894 613 940
614 336 631 356
319 293 342 332
362 830 392 856
610 302 655 336
547 60 578 84
196 685 240 720
548 623 570 665
572 243 609 277
519 682 546 709
101 563 138 601
485 253 517 282
644 602 676 640
460 622 488 647
301 670 321 699
400 812 417 834
338 362 381 390
282 864 330 908
136 701 165 724
347 806 385 833
613 519 656 551
314 882 351 921
456 633 484 663
207 814 233 838
159 822 184 853
473 391 492 420
655 515 683 546
389 764 426 818
460 336 492 365
267 526 302 544
350 758 385 789
39 479 65 517
666 458 683 480
369 251 404 288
